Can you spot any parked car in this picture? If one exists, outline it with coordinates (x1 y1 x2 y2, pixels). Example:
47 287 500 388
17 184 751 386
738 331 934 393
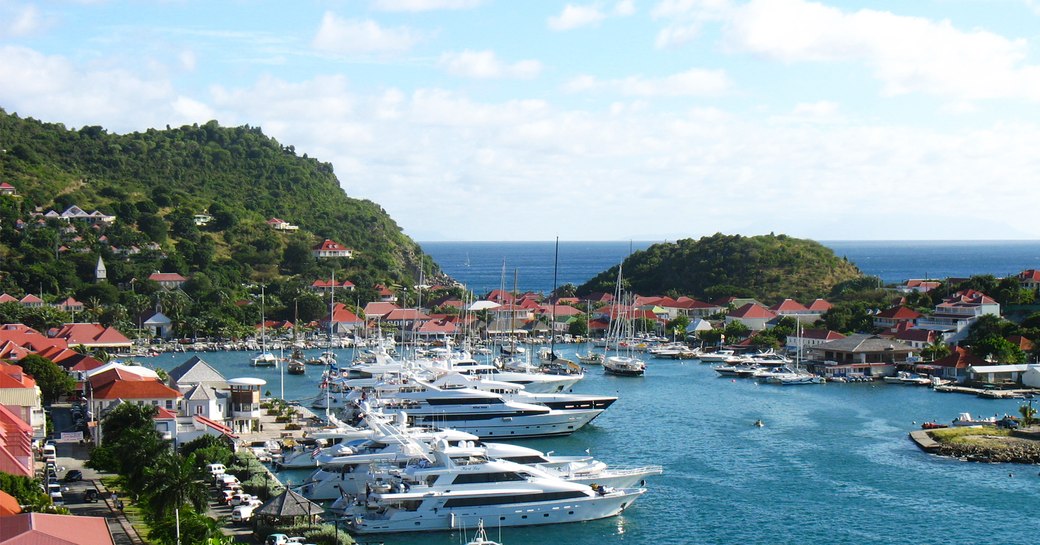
265 534 290 545
63 470 82 483
229 493 255 506
231 499 263 523
221 487 244 504
206 463 226 478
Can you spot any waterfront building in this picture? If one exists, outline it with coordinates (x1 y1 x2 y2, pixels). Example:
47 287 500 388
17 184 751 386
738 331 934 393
809 334 917 378
228 377 265 434
725 303 776 331
873 306 922 331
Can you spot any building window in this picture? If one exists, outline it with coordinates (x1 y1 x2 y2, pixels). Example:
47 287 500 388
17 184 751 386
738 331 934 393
166 400 174 410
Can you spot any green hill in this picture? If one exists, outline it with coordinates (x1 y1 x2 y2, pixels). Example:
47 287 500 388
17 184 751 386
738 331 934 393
0 108 440 336
577 233 863 303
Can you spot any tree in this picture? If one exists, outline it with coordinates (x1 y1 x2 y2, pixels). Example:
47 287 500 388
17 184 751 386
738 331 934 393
970 336 1026 364
1019 402 1037 427
17 354 74 404
723 320 751 341
0 473 53 511
144 451 209 517
568 315 588 337
921 340 951 361
665 315 690 340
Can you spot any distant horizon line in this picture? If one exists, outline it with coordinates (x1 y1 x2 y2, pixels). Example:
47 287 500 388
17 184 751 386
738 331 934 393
418 239 1040 243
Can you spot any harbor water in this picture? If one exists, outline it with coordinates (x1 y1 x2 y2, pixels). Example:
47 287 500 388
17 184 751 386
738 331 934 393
140 347 1039 545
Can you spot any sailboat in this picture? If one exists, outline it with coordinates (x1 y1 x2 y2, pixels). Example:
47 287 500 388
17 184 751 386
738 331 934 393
602 263 646 377
307 274 338 367
287 301 306 375
251 285 278 367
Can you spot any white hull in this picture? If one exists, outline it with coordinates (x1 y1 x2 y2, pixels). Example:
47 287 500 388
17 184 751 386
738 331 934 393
394 408 604 439
345 488 645 534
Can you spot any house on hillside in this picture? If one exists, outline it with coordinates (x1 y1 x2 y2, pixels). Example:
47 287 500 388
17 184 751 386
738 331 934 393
915 289 1000 345
312 239 352 258
148 271 188 290
267 217 299 231
52 323 132 352
785 328 845 353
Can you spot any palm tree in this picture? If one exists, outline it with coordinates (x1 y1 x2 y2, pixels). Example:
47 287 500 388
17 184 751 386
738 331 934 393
144 452 209 545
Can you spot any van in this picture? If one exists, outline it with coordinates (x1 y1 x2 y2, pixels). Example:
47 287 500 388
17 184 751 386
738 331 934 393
206 463 227 477
42 443 57 463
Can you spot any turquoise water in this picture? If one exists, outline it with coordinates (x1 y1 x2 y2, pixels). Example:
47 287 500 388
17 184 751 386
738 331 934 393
140 347 1038 545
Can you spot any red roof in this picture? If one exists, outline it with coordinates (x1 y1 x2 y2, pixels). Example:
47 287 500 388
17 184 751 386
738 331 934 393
154 407 179 419
769 299 809 313
194 415 238 438
311 278 355 289
729 303 777 320
0 490 21 516
363 302 399 319
894 329 936 343
0 294 17 303
931 346 987 369
328 303 362 324
417 318 457 334
89 368 181 400
0 512 116 544
18 294 42 304
52 323 131 347
1019 269 1040 281
796 329 845 341
384 309 430 321
313 239 351 252
148 272 188 283
1008 335 1034 351
807 299 832 311
876 306 923 320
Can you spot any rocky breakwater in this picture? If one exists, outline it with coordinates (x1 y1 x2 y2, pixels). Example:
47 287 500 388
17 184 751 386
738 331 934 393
930 428 1040 463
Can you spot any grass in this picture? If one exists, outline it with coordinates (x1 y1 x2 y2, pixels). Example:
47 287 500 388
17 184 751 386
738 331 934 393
100 477 155 544
930 426 1012 446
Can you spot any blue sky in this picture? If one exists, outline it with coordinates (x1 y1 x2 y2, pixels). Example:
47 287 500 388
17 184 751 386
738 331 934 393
2 0 1040 241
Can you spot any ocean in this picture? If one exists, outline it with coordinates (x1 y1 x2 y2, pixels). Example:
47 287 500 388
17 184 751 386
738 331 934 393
138 240 1040 545
139 347 1038 545
420 240 1040 295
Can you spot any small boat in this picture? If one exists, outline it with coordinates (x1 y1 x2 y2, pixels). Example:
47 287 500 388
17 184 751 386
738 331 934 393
754 419 764 427
603 355 646 377
287 359 306 375
466 519 502 545
576 352 604 365
920 421 948 429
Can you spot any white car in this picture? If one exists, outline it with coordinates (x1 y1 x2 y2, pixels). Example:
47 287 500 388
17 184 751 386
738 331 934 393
229 492 255 506
231 499 263 523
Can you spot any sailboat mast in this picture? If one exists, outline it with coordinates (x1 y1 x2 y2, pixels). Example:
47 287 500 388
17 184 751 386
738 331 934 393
550 237 559 359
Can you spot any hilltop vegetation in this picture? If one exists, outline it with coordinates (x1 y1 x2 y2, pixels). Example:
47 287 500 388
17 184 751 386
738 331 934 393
577 233 863 303
0 108 439 337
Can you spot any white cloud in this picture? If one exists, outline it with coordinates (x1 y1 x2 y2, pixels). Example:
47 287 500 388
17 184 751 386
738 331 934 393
0 45 183 129
1 3 43 37
371 0 483 11
438 50 541 79
179 50 197 71
312 12 421 55
548 4 606 30
792 100 838 117
566 68 732 96
650 0 732 48
724 0 1040 102
614 0 636 16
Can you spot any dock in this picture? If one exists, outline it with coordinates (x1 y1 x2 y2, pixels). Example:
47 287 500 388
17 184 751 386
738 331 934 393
908 430 941 453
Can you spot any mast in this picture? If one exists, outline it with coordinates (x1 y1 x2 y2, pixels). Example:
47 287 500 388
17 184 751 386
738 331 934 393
549 237 559 361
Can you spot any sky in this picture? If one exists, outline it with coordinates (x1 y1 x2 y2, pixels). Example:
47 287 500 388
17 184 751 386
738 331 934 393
2 0 1040 242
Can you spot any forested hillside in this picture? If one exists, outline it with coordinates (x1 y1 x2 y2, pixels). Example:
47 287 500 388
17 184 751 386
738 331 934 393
0 108 441 337
577 233 864 303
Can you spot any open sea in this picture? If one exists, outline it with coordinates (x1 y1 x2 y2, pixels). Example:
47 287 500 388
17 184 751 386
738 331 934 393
420 240 1040 295
143 240 1040 545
